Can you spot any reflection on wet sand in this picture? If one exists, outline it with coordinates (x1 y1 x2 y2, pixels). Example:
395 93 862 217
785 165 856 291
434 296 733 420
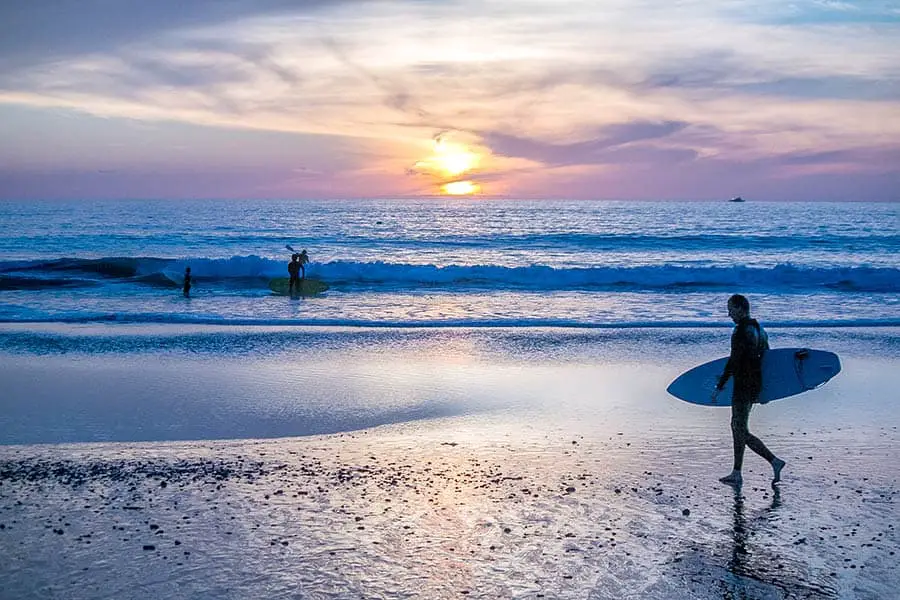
718 486 838 599
725 486 782 596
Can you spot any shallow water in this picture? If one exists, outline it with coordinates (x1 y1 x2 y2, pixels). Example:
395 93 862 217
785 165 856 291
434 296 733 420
1 325 897 445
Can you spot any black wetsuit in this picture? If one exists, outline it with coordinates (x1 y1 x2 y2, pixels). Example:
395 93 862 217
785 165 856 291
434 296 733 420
298 252 308 280
717 317 774 471
182 273 191 297
288 261 301 294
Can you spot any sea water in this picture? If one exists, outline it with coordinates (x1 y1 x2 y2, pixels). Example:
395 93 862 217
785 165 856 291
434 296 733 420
1 198 898 327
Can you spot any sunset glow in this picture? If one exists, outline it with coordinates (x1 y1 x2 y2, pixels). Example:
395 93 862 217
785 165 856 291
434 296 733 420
433 138 480 177
0 1 897 200
442 181 480 196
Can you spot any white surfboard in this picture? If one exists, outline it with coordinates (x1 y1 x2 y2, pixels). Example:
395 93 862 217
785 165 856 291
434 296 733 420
667 348 841 406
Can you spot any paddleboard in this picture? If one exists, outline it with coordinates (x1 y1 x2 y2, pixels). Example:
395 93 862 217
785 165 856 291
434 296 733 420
161 269 186 287
667 348 841 406
268 278 329 296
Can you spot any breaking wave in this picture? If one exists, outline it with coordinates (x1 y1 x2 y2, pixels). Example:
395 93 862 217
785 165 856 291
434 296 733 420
1 256 898 293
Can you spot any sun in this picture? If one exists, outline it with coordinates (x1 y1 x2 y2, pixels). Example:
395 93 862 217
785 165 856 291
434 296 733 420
442 181 480 195
410 132 484 195
433 138 479 177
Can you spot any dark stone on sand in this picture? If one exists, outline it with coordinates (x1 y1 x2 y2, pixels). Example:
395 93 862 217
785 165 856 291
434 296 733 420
149 524 159 530
143 544 155 551
503 527 511 534
682 509 690 516
565 487 576 493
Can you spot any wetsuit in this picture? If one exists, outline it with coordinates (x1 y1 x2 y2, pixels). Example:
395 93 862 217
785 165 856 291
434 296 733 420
182 273 191 297
288 260 301 294
298 252 309 280
717 317 774 471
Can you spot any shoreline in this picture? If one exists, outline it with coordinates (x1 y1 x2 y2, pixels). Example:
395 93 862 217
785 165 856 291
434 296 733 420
2 324 898 596
2 429 897 599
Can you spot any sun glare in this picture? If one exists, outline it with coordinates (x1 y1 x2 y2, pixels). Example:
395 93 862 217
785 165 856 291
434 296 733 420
412 132 483 195
442 180 479 195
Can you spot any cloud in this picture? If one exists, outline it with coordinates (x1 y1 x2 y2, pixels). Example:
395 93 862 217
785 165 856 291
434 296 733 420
480 121 693 166
0 0 357 71
0 0 898 199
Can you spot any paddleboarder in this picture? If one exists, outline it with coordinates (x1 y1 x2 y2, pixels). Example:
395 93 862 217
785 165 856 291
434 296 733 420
287 254 301 296
712 294 785 487
298 249 309 280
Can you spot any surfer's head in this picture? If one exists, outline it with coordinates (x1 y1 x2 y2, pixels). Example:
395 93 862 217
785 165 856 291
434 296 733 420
727 294 750 322
185 267 191 274
291 253 299 261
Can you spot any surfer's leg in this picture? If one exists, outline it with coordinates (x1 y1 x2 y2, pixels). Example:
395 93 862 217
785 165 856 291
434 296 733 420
744 432 775 463
771 457 786 486
745 382 785 484
720 400 749 485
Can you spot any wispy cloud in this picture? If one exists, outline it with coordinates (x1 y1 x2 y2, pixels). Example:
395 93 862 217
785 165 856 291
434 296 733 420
0 0 898 199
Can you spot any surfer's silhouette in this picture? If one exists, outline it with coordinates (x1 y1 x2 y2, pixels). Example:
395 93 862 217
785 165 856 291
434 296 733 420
712 294 785 487
182 267 192 298
287 254 301 296
298 249 309 280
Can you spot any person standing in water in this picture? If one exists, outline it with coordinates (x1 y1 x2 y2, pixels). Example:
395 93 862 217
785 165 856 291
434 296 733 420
712 294 785 487
182 267 192 298
287 254 301 296
298 249 309 280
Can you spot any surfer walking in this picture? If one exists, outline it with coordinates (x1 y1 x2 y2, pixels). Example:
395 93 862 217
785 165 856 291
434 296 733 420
712 294 785 487
182 267 192 298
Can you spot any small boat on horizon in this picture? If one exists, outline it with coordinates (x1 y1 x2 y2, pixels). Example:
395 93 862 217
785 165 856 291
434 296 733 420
729 196 745 202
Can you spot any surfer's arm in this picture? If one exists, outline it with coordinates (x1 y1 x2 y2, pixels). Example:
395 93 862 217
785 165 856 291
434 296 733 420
716 327 756 390
716 359 733 390
717 324 756 389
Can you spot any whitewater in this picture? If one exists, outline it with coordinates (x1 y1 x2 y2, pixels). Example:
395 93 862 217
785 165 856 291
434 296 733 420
1 198 898 326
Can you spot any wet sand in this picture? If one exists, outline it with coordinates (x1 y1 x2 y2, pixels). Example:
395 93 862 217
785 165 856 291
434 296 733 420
1 325 898 598
1 423 897 599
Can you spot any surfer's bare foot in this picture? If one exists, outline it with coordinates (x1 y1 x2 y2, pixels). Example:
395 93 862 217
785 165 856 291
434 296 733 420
771 458 786 486
719 471 742 486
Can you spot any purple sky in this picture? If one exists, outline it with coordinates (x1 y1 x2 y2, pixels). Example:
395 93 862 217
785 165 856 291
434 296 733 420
1 0 899 200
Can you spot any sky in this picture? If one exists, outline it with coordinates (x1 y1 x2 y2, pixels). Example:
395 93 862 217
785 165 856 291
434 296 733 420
1 0 899 200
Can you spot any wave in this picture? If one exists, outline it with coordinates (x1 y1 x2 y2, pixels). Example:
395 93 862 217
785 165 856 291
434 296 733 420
342 232 900 252
2 314 899 328
1 256 898 293
4 312 900 329
0 276 99 291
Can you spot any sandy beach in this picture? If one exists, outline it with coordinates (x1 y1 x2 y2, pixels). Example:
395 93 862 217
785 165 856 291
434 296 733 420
2 425 897 599
1 325 898 599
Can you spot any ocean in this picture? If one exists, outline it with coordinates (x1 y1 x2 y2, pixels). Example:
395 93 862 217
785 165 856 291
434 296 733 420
2 199 899 598
1 198 898 327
